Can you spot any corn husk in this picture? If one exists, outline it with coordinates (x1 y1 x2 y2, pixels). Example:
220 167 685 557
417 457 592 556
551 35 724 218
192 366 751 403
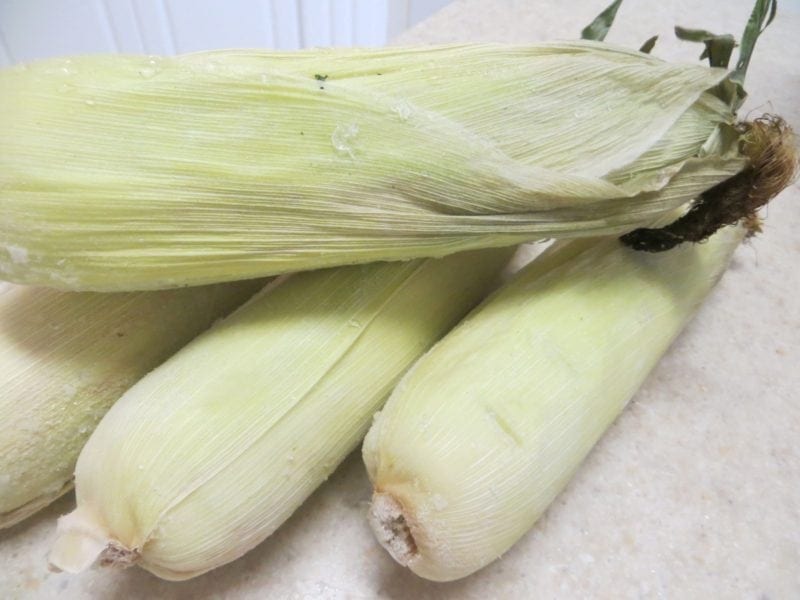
48 247 513 580
363 224 744 581
0 279 263 529
0 42 746 291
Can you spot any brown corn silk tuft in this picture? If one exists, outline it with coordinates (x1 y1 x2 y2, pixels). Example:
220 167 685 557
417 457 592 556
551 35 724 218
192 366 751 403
621 116 797 250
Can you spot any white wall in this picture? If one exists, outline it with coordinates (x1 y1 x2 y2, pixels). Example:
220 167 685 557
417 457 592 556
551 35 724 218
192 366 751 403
0 0 455 66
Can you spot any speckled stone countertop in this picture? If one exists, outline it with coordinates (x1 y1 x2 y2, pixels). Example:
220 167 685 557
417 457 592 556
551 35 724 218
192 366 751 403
1 1 798 598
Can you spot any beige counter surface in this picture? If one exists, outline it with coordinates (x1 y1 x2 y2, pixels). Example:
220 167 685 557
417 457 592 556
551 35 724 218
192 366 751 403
1 1 798 598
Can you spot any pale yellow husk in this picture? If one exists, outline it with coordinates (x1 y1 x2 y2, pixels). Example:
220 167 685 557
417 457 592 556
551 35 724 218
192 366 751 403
49 247 513 580
363 224 745 581
0 279 264 529
0 42 745 291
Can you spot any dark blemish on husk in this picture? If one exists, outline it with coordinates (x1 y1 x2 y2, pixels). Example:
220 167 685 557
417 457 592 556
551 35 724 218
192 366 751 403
621 115 798 251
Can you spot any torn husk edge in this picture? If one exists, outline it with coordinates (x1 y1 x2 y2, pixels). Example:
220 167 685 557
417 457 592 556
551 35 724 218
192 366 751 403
621 115 798 251
49 508 139 573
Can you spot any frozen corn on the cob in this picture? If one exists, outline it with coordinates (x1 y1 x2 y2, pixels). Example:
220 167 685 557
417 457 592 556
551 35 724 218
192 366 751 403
363 225 744 581
1 42 747 290
0 279 263 528
49 247 512 580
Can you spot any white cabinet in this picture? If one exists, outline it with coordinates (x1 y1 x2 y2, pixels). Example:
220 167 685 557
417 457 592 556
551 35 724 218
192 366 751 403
0 0 454 66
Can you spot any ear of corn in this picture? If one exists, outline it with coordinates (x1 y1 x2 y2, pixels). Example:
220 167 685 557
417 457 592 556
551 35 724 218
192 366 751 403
362 224 744 581
0 279 264 529
0 42 746 291
48 247 513 580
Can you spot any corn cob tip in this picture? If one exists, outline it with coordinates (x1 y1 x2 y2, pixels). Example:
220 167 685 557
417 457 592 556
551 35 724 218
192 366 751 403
49 508 138 574
368 493 418 568
621 114 798 251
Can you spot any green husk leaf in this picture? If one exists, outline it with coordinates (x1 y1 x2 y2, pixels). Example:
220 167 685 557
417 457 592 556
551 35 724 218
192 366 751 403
733 0 778 84
639 35 658 54
580 0 623 41
674 26 736 68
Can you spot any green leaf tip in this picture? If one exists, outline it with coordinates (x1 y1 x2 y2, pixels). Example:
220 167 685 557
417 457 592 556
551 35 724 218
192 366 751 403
733 0 778 84
580 0 623 41
674 26 736 68
638 35 658 54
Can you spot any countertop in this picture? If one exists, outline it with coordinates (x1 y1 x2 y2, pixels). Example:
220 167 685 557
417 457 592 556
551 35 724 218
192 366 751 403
1 1 798 598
